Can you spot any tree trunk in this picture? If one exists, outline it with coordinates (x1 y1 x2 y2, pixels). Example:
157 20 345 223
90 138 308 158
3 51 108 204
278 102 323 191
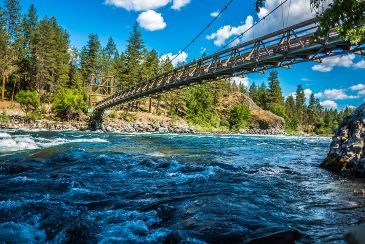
157 96 160 114
149 98 152 113
2 73 6 102
11 80 16 103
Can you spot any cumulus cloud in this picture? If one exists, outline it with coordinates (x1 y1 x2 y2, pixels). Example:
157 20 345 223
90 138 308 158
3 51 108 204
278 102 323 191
160 51 188 66
357 90 365 96
312 54 356 72
320 100 337 109
230 77 249 88
206 16 253 46
353 60 365 69
315 89 358 100
171 0 191 10
210 10 219 17
312 54 365 72
137 10 166 31
104 0 170 11
304 88 312 99
206 0 329 47
350 84 365 91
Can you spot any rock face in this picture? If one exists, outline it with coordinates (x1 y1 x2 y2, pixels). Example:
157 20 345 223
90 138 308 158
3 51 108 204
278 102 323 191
321 104 365 177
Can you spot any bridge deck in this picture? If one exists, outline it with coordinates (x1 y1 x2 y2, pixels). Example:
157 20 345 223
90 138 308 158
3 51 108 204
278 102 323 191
94 18 365 111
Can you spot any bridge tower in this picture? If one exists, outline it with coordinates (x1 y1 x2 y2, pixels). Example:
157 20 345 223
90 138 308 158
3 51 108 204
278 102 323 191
88 74 115 130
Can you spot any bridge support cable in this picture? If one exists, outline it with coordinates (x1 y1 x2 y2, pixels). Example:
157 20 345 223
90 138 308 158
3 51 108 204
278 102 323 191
170 0 235 64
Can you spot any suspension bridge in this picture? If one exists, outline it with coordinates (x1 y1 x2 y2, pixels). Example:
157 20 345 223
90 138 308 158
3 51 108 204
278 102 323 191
89 15 365 130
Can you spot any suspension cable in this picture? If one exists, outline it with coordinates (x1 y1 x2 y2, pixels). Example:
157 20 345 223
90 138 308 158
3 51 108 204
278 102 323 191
217 0 290 52
170 0 235 64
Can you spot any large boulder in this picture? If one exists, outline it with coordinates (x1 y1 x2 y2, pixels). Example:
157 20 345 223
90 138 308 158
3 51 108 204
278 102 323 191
321 104 365 177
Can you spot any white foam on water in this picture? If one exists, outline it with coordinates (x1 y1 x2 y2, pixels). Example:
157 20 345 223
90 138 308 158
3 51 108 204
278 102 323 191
0 132 109 154
0 133 38 153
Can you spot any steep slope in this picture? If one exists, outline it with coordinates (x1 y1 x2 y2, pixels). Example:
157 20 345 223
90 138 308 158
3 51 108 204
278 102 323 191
218 91 285 131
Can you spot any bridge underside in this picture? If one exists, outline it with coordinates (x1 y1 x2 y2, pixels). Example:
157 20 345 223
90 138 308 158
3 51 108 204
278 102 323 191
90 18 365 130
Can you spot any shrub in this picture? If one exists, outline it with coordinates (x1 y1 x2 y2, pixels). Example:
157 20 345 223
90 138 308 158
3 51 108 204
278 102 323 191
109 110 118 119
0 109 9 123
122 111 136 122
15 90 41 116
26 112 42 121
52 89 87 120
228 104 251 130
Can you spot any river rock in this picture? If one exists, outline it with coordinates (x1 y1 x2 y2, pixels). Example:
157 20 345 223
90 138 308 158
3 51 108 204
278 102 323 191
344 225 365 244
321 104 365 177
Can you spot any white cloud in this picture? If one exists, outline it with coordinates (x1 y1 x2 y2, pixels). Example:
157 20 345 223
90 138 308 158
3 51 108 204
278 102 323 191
230 77 249 88
358 90 365 96
304 88 312 99
353 60 365 69
210 10 219 17
171 0 191 10
350 84 365 91
312 54 356 72
206 16 253 46
312 54 365 72
345 105 356 110
105 0 170 11
207 0 332 47
160 51 188 66
315 88 358 100
137 10 166 31
320 100 337 109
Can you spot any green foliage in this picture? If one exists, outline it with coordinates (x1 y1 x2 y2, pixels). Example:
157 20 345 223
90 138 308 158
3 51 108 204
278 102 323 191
228 104 251 130
185 85 215 126
52 89 87 120
256 0 365 43
122 110 136 122
0 109 9 123
109 110 118 119
15 90 40 115
26 111 41 121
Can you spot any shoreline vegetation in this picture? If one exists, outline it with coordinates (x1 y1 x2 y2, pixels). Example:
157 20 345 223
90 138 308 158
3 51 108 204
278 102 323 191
0 1 357 137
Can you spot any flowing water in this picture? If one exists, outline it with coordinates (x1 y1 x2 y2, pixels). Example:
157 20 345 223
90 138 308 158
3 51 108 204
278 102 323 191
0 129 364 243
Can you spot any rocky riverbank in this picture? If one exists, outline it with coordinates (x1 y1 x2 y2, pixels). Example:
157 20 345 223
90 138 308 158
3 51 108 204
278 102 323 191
321 104 365 177
0 112 286 135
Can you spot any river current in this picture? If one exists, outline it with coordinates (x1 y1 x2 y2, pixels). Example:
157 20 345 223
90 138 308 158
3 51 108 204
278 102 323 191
0 129 364 243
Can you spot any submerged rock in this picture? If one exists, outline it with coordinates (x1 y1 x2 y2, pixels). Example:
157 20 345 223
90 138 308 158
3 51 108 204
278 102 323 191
321 104 365 177
344 225 365 244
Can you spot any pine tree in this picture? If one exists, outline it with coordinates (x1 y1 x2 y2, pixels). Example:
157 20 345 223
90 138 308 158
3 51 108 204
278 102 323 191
257 82 269 109
126 24 145 85
295 85 306 126
86 34 101 79
142 49 159 80
268 70 283 105
249 82 258 104
1 0 21 102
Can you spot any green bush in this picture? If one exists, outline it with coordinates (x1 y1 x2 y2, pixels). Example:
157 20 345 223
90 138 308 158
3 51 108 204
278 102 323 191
0 109 9 123
109 110 118 119
122 111 136 122
26 112 42 121
228 104 251 130
15 90 41 115
52 89 87 120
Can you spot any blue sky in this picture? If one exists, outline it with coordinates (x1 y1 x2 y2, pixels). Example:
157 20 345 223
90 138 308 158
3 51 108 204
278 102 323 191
19 0 365 110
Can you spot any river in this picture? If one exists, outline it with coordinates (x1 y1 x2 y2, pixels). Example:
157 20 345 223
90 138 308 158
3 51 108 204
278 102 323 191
0 129 364 243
